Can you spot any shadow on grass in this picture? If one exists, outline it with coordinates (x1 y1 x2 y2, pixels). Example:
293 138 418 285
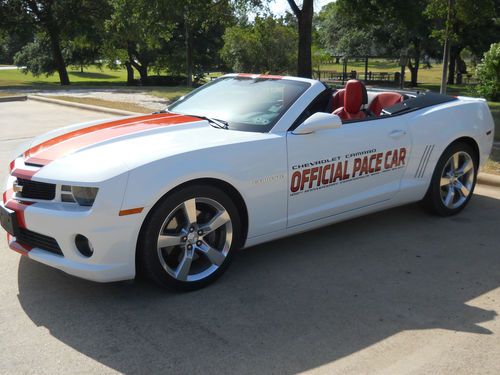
17 192 500 374
69 71 119 80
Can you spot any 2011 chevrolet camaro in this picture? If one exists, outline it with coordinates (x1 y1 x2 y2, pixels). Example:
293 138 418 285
0 74 495 290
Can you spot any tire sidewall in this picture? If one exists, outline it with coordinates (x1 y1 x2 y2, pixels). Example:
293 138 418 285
138 184 242 291
427 142 478 216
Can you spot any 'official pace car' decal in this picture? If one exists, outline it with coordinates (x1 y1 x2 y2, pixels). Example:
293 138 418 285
290 147 407 196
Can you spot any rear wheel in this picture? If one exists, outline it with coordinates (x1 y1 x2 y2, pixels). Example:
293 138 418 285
138 185 241 290
422 142 477 216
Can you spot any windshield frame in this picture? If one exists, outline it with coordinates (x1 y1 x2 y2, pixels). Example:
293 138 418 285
167 76 311 133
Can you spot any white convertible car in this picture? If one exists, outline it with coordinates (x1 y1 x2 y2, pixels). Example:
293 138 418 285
1 74 495 289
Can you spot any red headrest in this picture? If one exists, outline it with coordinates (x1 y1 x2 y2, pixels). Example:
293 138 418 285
344 80 365 114
368 92 403 116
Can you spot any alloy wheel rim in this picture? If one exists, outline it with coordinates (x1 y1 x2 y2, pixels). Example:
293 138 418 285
440 151 475 209
157 197 232 282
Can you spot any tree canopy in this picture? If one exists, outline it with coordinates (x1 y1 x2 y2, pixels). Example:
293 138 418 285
0 0 497 87
221 16 296 73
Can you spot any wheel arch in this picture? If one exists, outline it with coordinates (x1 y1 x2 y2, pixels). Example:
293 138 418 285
135 177 249 268
446 136 480 165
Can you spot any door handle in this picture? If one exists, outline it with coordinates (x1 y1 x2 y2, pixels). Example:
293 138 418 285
389 130 407 139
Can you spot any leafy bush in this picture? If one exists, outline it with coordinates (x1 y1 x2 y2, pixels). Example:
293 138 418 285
473 43 500 101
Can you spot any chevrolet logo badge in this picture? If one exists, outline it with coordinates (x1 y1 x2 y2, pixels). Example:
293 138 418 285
13 183 23 193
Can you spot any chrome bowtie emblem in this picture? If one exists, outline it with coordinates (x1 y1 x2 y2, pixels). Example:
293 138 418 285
13 182 23 193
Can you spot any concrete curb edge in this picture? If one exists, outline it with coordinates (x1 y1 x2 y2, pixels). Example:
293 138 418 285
477 172 500 188
0 95 28 103
28 95 142 116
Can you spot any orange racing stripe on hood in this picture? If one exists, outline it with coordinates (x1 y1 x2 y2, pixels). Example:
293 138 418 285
23 113 201 166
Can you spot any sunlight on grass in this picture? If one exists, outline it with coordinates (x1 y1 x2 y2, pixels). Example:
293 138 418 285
49 95 151 113
0 66 128 87
319 59 444 84
149 87 192 102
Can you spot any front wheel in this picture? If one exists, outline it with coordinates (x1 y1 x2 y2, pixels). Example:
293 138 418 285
422 142 477 216
138 185 242 290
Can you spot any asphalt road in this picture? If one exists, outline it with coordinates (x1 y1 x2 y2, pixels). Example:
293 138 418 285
1 100 500 375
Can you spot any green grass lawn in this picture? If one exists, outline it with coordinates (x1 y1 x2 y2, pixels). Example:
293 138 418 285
318 59 445 84
0 65 192 103
0 65 129 87
149 87 192 102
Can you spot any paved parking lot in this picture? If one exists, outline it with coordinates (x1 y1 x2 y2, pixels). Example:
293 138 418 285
1 100 500 374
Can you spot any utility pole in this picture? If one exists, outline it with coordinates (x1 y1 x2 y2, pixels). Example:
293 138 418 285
440 0 454 94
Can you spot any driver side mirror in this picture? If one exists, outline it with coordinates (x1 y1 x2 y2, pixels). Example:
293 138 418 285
292 112 342 135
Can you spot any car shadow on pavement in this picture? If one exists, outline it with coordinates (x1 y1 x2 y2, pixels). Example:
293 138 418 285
17 193 500 374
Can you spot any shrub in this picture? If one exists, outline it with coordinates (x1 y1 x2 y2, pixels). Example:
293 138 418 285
473 43 500 101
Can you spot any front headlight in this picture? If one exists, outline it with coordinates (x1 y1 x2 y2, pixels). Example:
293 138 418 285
61 185 99 206
72 186 99 206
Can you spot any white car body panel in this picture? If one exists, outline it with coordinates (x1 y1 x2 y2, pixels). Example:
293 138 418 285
1 74 494 282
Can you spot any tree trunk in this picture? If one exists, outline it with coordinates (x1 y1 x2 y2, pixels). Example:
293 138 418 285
288 0 313 78
185 21 193 87
47 27 70 85
408 54 420 87
124 61 135 85
127 42 148 85
447 46 460 85
136 64 148 85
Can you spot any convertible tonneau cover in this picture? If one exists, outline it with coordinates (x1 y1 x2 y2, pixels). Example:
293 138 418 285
384 92 457 115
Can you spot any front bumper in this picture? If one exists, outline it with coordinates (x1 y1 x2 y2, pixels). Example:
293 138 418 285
2 170 146 283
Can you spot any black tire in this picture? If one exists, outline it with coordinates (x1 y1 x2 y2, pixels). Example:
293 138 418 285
422 141 478 216
137 184 242 291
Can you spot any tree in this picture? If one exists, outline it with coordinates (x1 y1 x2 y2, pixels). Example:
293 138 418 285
318 0 437 86
426 0 499 84
2 0 110 85
286 0 313 78
14 36 59 76
170 0 234 86
317 2 377 58
104 0 176 85
0 3 33 65
221 16 297 73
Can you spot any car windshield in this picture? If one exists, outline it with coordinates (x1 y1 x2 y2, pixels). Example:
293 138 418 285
168 76 310 132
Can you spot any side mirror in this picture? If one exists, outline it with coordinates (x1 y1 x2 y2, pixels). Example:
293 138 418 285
292 112 342 135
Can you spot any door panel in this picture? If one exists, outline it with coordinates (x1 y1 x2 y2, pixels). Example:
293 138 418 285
286 117 411 227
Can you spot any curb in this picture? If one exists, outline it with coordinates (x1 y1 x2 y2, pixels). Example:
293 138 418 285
0 95 27 103
28 95 141 116
477 172 500 188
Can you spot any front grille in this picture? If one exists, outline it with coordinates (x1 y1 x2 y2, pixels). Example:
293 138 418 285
16 228 63 256
17 178 56 200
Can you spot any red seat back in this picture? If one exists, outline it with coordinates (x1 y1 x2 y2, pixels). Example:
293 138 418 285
333 80 366 120
368 92 403 116
332 89 345 111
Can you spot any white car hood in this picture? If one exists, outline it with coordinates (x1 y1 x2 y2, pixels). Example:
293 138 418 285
21 113 277 184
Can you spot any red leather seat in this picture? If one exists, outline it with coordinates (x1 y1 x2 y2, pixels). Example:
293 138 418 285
368 92 403 116
332 89 345 111
333 80 366 120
